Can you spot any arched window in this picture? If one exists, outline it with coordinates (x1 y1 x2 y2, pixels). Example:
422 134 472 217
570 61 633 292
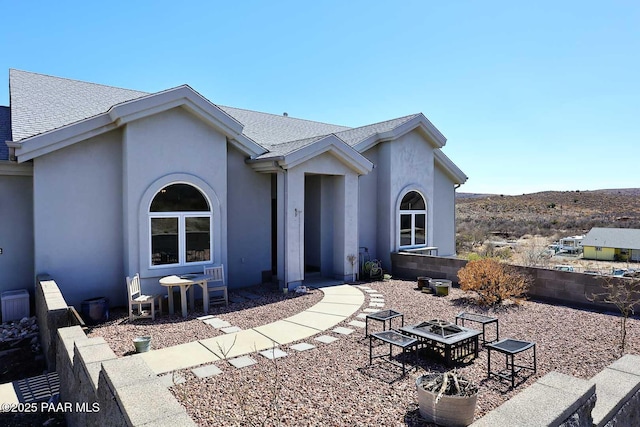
399 191 426 248
149 183 212 267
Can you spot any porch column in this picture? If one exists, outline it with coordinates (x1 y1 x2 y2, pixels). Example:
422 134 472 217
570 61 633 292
284 168 304 289
335 173 360 282
276 171 286 287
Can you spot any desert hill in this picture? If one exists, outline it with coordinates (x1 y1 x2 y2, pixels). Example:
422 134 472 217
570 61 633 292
456 188 640 249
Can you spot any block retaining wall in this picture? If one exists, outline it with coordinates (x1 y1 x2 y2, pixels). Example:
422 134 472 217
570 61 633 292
37 276 195 426
390 252 636 312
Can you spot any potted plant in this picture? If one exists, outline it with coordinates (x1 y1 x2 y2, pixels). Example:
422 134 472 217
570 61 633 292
133 336 152 353
415 370 478 427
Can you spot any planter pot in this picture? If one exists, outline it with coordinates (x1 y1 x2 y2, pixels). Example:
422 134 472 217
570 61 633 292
417 277 431 290
430 279 452 293
436 284 450 297
133 336 152 353
415 375 477 427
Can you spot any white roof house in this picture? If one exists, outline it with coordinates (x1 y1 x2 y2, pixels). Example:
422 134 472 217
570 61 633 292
0 70 467 306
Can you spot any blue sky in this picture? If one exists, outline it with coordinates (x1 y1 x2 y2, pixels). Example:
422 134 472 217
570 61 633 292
1 1 638 195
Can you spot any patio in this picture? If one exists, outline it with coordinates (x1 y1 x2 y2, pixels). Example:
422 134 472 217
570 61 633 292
87 279 640 426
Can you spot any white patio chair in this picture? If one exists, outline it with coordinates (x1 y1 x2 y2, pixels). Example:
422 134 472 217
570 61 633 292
127 274 162 321
204 265 228 308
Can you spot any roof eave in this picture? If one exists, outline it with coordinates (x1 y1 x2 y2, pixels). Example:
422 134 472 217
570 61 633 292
278 135 373 175
0 160 33 176
434 149 468 185
354 114 447 153
14 86 267 162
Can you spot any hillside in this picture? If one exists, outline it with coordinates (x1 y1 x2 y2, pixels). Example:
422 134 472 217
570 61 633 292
455 188 640 252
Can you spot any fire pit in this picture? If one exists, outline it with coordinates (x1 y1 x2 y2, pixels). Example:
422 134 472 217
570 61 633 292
400 320 482 366
413 319 465 338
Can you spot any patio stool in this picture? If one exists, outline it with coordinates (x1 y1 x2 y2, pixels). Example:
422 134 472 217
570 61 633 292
486 338 536 388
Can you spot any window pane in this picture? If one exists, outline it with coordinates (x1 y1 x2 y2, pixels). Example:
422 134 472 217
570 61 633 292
400 191 425 210
151 184 209 212
151 218 178 265
415 214 426 245
400 214 412 246
186 217 211 263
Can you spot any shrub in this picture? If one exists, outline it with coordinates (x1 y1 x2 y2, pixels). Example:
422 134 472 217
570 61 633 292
457 259 531 306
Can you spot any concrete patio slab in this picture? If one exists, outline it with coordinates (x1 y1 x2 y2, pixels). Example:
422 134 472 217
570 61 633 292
200 329 277 358
306 302 362 317
318 284 363 296
356 313 367 319
332 327 355 335
369 302 385 307
285 311 345 331
319 294 365 305
221 326 242 334
139 342 219 375
254 320 320 345
203 318 231 328
363 308 379 313
290 343 315 352
259 348 288 360
364 289 377 293
228 356 257 369
355 286 371 289
197 315 215 321
191 364 223 379
315 335 339 344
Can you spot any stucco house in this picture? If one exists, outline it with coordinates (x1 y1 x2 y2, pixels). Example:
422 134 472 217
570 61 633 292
0 69 467 307
582 227 640 262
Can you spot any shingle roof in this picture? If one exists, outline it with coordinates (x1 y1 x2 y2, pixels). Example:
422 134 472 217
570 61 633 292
583 227 640 250
10 69 148 141
8 70 431 158
0 106 10 160
217 106 350 149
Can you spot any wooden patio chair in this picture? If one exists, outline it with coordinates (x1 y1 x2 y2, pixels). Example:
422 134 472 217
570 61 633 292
204 265 228 308
127 274 162 321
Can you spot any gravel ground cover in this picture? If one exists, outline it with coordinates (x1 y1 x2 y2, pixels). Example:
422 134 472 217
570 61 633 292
89 280 640 426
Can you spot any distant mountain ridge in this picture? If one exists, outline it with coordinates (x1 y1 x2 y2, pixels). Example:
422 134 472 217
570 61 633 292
455 188 640 240
457 188 640 199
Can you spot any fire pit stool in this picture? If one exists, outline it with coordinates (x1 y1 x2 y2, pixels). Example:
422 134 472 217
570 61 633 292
486 338 536 388
369 330 418 376
365 309 404 337
455 312 499 345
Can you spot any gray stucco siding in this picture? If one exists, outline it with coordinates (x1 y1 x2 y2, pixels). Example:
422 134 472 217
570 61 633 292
124 107 228 293
227 145 271 288
358 146 379 269
0 175 34 294
433 164 456 256
33 130 124 307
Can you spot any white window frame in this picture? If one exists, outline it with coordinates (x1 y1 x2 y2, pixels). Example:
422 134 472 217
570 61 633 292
148 181 214 269
398 191 427 250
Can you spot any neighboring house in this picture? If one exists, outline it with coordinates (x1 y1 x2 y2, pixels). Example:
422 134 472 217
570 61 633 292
582 227 640 262
559 235 584 254
0 70 467 307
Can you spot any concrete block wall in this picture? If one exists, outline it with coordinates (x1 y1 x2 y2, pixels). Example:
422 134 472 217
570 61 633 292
38 276 196 426
471 372 596 427
472 355 640 427
36 273 75 370
391 252 628 312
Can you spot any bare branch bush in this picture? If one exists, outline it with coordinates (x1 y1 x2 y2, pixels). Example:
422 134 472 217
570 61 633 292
587 276 640 355
208 337 283 426
457 258 532 306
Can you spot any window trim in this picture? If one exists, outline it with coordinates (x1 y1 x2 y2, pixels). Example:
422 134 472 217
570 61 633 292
397 189 428 250
137 175 221 277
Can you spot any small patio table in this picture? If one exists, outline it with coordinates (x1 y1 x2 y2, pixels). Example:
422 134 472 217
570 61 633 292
159 274 212 318
455 312 499 345
369 330 418 376
486 338 536 388
365 309 404 337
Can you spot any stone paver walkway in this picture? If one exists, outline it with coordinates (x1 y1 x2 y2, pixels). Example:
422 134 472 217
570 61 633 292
139 283 365 374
